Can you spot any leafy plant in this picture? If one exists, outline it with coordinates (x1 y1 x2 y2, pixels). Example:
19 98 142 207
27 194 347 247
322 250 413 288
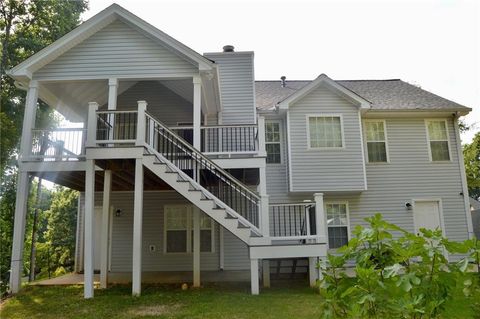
318 214 479 319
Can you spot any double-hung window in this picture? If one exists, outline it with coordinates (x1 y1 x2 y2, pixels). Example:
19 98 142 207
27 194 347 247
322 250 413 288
265 122 281 164
164 205 214 253
326 203 349 249
365 120 388 162
426 120 450 161
307 115 343 148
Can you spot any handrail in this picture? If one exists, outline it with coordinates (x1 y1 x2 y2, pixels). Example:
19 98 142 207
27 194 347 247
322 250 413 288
269 202 316 238
145 111 260 200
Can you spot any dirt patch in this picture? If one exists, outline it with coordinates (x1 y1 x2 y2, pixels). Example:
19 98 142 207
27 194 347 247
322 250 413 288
128 304 182 317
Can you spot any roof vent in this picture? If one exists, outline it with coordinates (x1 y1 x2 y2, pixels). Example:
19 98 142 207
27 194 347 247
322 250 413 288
280 76 287 87
223 45 234 52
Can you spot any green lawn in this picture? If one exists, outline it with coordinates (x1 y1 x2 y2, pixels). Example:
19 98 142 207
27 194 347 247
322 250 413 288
0 280 478 319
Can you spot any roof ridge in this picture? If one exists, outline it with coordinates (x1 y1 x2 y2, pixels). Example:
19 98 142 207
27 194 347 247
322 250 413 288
255 79 402 82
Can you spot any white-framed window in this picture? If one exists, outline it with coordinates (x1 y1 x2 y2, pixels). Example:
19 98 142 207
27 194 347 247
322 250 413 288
164 205 214 253
364 120 389 163
306 115 344 149
265 121 282 164
325 202 349 249
425 120 451 162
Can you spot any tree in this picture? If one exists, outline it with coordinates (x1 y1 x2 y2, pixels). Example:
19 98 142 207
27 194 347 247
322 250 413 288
464 132 480 200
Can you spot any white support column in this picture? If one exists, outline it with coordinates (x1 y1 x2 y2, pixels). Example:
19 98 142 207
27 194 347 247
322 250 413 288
314 193 327 245
84 159 95 298
100 170 112 289
257 116 266 157
136 101 147 147
262 260 270 288
86 102 99 147
193 75 202 150
193 208 201 287
308 257 319 287
219 226 224 270
107 78 118 110
9 172 30 293
132 159 144 296
250 258 260 295
19 80 39 159
260 195 270 237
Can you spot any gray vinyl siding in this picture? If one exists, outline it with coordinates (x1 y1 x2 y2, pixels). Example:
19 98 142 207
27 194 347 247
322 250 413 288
263 115 470 243
34 19 197 80
112 81 194 127
75 191 250 272
203 52 256 125
288 86 366 192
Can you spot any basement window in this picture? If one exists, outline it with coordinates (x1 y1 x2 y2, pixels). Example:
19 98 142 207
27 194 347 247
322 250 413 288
325 203 349 249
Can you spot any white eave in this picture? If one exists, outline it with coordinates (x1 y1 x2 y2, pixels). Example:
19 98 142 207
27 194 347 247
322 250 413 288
7 3 214 82
276 74 372 110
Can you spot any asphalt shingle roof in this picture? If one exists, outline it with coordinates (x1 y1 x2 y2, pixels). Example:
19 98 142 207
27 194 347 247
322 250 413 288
255 79 470 112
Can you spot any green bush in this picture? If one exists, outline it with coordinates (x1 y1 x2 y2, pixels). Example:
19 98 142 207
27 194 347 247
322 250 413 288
318 213 480 319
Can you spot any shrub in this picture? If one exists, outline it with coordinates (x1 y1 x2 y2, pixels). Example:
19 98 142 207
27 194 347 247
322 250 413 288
318 213 479 319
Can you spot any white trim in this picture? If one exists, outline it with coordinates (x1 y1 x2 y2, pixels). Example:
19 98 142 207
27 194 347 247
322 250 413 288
286 111 294 192
264 120 283 165
305 114 345 150
324 201 350 250
363 119 390 164
277 74 371 110
358 113 368 190
453 117 474 238
411 198 446 237
424 119 452 163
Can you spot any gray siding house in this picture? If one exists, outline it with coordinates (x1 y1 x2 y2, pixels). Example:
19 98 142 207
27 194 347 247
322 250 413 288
7 4 473 298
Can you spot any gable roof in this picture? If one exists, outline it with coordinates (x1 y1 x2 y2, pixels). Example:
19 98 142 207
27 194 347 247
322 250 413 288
8 4 214 81
256 78 471 114
276 74 371 110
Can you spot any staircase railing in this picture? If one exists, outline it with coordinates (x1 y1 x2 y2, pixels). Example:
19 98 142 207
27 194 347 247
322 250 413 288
144 111 261 229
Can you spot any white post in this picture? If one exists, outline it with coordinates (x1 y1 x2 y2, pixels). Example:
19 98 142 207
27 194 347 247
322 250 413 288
219 226 224 270
84 159 95 298
250 258 260 295
132 159 144 296
9 171 30 293
19 80 39 159
308 257 319 287
193 208 201 287
108 78 118 110
257 116 266 157
313 193 327 245
193 76 202 150
136 101 147 147
86 102 99 147
260 195 270 237
262 260 270 288
100 170 112 289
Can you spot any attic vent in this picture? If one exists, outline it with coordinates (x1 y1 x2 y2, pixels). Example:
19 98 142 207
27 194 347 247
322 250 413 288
223 45 234 52
280 76 286 87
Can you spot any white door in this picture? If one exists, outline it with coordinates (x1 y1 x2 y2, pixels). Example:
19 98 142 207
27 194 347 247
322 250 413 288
413 201 442 234
93 207 102 271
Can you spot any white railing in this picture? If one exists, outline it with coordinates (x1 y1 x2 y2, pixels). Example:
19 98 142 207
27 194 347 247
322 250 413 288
269 203 317 241
95 109 138 144
30 128 86 161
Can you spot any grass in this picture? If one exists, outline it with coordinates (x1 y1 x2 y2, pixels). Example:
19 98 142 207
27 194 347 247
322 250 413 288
1 279 479 319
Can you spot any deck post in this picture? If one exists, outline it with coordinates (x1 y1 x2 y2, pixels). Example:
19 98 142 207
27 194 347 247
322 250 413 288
313 193 327 245
262 259 270 288
136 101 147 147
260 195 270 236
9 171 30 293
19 80 38 159
308 257 319 287
86 102 99 147
100 170 112 289
84 159 95 298
257 116 266 157
132 158 144 296
250 258 260 295
193 75 202 151
193 208 201 287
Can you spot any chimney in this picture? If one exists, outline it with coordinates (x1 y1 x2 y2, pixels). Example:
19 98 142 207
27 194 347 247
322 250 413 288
280 76 286 87
223 45 235 52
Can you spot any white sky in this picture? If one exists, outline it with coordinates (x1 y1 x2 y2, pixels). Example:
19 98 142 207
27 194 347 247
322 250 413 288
83 0 479 143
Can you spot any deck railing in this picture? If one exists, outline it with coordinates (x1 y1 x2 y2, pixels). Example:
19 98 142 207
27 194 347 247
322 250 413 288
269 203 317 240
30 128 87 160
96 110 138 144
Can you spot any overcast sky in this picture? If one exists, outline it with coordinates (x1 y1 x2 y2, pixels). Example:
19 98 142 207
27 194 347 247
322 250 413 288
83 0 479 143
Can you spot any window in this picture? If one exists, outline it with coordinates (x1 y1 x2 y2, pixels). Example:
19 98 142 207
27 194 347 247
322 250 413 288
326 203 349 249
265 122 281 163
365 120 388 162
426 120 450 161
164 205 214 253
307 115 343 148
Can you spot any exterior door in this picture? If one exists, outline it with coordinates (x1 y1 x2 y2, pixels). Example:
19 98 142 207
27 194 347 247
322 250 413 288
413 200 442 234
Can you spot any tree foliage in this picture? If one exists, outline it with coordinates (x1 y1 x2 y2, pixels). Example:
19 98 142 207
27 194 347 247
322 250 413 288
464 132 480 200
